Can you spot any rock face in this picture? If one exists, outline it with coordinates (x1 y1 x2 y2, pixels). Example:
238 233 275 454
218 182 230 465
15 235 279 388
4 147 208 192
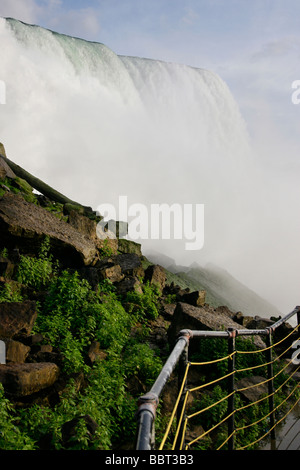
0 192 99 266
68 209 118 256
114 253 144 277
0 255 15 278
0 155 150 404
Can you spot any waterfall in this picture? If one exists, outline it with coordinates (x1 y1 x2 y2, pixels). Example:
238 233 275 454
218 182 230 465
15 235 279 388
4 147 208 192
1 16 299 315
0 17 263 283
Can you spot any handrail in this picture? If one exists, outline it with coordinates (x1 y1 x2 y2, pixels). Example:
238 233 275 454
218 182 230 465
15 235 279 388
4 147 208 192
135 330 191 450
135 306 300 450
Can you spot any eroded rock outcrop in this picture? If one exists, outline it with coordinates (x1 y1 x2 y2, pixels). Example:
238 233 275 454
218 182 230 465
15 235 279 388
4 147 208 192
0 192 99 266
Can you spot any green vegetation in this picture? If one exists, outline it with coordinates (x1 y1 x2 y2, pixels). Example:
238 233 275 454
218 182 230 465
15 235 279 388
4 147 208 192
0 176 37 204
0 239 298 451
16 237 57 290
0 239 163 449
126 282 161 320
0 283 23 303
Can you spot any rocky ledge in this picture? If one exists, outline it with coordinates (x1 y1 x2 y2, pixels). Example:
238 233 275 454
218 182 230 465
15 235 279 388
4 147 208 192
0 143 296 447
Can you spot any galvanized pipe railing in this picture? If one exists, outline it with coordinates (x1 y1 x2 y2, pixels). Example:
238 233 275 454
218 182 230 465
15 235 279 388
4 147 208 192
135 306 300 450
135 330 192 450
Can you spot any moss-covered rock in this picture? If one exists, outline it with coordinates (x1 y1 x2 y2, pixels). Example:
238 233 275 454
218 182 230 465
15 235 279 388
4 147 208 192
118 238 142 256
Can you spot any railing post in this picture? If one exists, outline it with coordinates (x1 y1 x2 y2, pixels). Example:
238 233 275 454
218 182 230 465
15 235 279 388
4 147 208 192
227 328 236 450
266 328 276 441
175 339 189 449
135 331 191 450
135 392 158 450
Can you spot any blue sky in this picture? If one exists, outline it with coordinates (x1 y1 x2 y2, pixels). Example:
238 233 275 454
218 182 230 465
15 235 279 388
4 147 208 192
0 0 299 65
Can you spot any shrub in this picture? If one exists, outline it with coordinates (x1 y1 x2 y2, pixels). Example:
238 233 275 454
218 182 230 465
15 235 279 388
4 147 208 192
0 283 23 303
123 341 163 386
125 281 160 320
16 237 56 290
0 385 35 450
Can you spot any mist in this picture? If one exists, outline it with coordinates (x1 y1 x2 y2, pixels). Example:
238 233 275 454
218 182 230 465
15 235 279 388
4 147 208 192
0 17 299 315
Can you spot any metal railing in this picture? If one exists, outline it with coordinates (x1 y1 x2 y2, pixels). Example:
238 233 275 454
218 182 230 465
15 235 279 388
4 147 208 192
135 306 300 450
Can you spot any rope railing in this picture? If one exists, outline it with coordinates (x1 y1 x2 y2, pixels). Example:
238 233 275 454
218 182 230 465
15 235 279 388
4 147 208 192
135 306 300 450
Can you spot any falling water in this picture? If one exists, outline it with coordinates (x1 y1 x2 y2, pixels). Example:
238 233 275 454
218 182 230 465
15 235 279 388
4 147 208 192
0 17 298 313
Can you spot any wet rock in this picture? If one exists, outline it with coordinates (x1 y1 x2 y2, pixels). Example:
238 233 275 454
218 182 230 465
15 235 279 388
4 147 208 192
0 362 60 396
0 143 7 158
115 276 143 295
179 290 206 307
87 341 107 365
67 210 98 238
118 238 142 256
2 338 30 363
98 264 124 283
161 302 177 320
144 265 166 291
0 300 38 338
113 253 143 277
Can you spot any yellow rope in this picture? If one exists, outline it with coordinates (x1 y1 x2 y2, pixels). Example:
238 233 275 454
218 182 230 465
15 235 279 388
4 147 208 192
236 384 300 450
171 390 190 449
236 363 300 414
237 323 299 355
158 322 300 450
179 418 189 449
190 352 235 366
188 369 235 393
185 410 235 448
159 361 190 450
217 430 235 450
185 380 300 450
187 391 235 420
